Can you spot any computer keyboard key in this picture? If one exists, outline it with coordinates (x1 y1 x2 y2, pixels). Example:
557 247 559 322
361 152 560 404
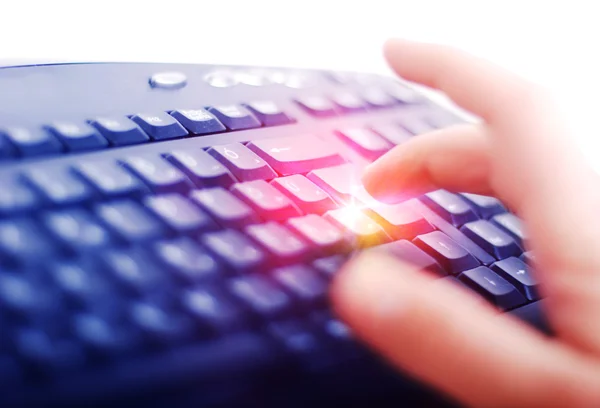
73 314 140 357
461 220 521 260
73 160 147 198
0 134 16 158
325 71 355 84
0 218 56 263
167 149 236 187
128 302 193 345
271 175 336 214
459 266 527 310
144 194 217 234
149 71 187 89
208 142 277 181
42 208 113 252
425 111 464 128
23 167 94 206
90 116 150 146
324 208 391 248
190 188 259 228
267 321 329 370
330 92 366 112
49 259 113 307
491 257 539 301
335 128 392 160
521 251 536 266
421 190 478 226
0 177 39 216
387 84 424 104
370 124 413 145
170 109 226 134
154 238 220 283
0 273 59 318
398 117 434 135
228 275 292 319
312 257 348 281
182 287 247 333
295 96 337 117
245 222 311 264
414 231 480 274
272 265 328 305
460 193 506 219
46 121 108 151
312 312 362 360
411 199 496 266
379 240 444 275
131 112 188 140
231 180 301 220
207 105 261 130
492 213 527 248
95 200 166 243
122 154 191 194
247 135 345 176
355 190 434 239
202 229 267 272
361 88 396 108
508 300 551 334
244 101 294 126
286 214 349 253
100 247 167 295
0 127 62 157
307 163 363 204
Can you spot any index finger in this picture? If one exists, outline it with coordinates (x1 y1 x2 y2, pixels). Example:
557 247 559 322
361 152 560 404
382 39 600 354
384 38 536 124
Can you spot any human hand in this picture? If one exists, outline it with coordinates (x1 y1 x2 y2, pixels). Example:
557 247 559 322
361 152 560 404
331 39 600 407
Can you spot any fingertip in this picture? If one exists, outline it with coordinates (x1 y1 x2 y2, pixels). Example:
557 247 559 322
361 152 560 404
361 154 404 202
360 162 385 196
383 37 414 63
330 251 415 331
361 148 425 204
382 37 400 58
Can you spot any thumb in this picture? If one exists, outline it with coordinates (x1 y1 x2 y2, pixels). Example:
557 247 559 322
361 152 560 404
330 251 600 407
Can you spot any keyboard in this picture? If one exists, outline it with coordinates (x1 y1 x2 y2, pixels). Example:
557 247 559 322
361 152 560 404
0 63 545 407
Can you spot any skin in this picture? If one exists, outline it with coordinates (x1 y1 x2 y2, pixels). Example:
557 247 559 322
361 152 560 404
330 39 600 407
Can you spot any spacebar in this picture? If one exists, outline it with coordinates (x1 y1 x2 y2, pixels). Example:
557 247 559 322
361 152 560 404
38 333 283 405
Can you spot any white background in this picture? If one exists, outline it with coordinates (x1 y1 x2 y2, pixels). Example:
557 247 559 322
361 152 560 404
1 0 598 167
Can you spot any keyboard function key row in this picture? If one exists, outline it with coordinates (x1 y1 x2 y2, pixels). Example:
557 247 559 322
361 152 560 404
0 102 293 159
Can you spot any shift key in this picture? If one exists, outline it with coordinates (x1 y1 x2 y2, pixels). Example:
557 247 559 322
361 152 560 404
307 163 363 204
354 188 433 239
247 135 345 176
208 143 277 182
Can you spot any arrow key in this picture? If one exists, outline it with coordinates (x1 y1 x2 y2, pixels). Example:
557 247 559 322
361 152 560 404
413 231 479 275
459 266 526 310
491 257 539 301
244 101 294 126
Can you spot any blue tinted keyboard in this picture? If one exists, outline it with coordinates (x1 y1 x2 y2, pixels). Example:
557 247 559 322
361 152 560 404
0 63 545 407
